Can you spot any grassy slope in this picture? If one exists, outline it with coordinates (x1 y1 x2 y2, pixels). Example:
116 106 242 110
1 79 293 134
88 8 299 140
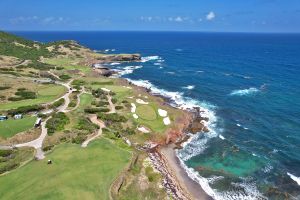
0 116 37 138
0 84 66 110
0 139 131 200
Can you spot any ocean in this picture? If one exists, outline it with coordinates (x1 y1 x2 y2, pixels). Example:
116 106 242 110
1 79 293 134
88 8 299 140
14 31 300 199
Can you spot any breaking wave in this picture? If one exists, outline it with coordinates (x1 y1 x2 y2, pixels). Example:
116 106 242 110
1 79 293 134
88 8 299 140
182 85 195 90
127 78 265 200
113 65 143 77
230 87 260 96
287 172 300 186
140 55 161 63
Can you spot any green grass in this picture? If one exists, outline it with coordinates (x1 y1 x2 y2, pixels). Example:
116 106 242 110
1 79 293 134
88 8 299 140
0 85 66 110
0 139 131 200
136 105 157 121
44 58 91 73
77 93 93 112
0 116 37 138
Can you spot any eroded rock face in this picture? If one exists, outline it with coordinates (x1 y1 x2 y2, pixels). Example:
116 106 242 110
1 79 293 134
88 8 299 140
96 54 141 62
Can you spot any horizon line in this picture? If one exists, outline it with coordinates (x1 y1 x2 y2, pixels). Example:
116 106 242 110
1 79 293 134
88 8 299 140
3 29 300 34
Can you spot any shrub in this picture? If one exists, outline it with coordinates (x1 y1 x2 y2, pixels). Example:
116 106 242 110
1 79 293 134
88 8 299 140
50 98 65 108
121 100 129 104
76 118 99 133
0 162 19 174
97 113 127 123
8 105 44 115
46 112 69 135
59 74 71 80
42 145 54 152
115 105 123 110
0 86 11 90
0 150 13 157
84 107 109 114
111 98 118 104
68 101 77 107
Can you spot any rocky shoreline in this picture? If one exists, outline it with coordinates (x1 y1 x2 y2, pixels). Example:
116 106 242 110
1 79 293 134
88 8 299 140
93 54 211 199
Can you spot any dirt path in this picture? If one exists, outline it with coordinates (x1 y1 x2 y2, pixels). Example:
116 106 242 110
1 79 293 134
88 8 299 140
81 114 106 148
12 80 74 160
107 94 116 113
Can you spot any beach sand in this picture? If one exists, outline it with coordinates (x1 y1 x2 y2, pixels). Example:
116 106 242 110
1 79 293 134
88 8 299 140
160 144 212 200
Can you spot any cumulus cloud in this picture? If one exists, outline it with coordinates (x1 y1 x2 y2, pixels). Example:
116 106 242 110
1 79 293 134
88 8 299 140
206 11 216 21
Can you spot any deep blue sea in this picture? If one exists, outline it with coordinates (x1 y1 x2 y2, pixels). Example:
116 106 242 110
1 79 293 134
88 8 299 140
14 31 300 199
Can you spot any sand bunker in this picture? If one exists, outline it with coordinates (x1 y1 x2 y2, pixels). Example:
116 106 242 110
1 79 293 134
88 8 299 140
131 103 136 113
136 99 149 104
137 126 150 133
158 109 168 117
163 117 171 125
101 88 111 92
133 114 139 119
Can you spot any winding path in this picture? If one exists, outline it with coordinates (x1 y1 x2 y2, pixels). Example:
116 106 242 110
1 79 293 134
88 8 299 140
4 79 75 160
81 114 106 147
107 94 116 113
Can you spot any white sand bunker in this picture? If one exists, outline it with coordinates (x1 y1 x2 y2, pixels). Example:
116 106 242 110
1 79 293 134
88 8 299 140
158 109 168 117
133 114 139 119
127 96 134 99
163 117 171 125
123 86 132 89
136 99 149 104
131 103 136 113
144 96 148 99
137 126 150 133
101 88 111 92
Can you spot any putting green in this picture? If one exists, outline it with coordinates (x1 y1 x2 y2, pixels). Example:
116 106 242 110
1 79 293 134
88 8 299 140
136 105 157 121
0 116 37 138
0 139 131 200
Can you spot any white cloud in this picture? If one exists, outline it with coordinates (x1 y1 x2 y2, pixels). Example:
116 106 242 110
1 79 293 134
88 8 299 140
10 16 69 25
206 11 216 21
174 16 183 22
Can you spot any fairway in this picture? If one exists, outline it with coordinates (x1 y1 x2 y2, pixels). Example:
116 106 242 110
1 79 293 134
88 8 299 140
0 85 67 110
0 139 131 200
0 116 37 138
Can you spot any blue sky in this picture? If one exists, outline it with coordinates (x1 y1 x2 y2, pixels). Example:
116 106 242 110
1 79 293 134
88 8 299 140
0 0 300 32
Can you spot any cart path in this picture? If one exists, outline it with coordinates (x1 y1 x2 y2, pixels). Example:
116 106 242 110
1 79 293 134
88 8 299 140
81 114 106 148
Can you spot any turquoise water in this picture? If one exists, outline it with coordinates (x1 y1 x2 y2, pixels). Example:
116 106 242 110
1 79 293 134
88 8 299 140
15 31 300 199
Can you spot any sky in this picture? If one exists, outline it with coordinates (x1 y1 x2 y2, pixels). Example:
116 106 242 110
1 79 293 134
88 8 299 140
0 0 300 32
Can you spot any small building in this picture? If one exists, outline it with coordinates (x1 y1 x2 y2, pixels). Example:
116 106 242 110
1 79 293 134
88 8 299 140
14 114 23 119
0 115 8 121
34 118 42 127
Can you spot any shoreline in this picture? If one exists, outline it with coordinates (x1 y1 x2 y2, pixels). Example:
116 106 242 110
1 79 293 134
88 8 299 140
159 144 212 200
93 56 213 199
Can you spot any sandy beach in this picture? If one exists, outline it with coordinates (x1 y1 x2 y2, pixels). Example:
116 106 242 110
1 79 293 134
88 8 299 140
160 144 213 200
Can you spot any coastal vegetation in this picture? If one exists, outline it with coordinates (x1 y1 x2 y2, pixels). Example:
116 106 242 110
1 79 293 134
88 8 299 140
0 31 188 200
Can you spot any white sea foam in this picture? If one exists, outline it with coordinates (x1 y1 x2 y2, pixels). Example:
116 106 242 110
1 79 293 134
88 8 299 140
230 87 260 96
140 56 161 63
183 85 195 90
287 172 300 186
110 62 121 66
127 78 266 199
176 155 266 200
113 65 143 77
154 62 162 66
219 135 225 140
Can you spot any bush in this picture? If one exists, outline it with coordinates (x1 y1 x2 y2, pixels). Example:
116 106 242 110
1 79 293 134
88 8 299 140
42 145 54 152
0 150 13 157
0 162 19 174
111 98 118 104
8 105 44 115
97 113 127 123
121 100 129 104
8 88 37 101
50 98 65 108
46 112 69 135
115 105 123 110
59 74 71 80
76 118 99 133
72 134 86 144
0 86 11 90
68 101 77 107
84 107 109 114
